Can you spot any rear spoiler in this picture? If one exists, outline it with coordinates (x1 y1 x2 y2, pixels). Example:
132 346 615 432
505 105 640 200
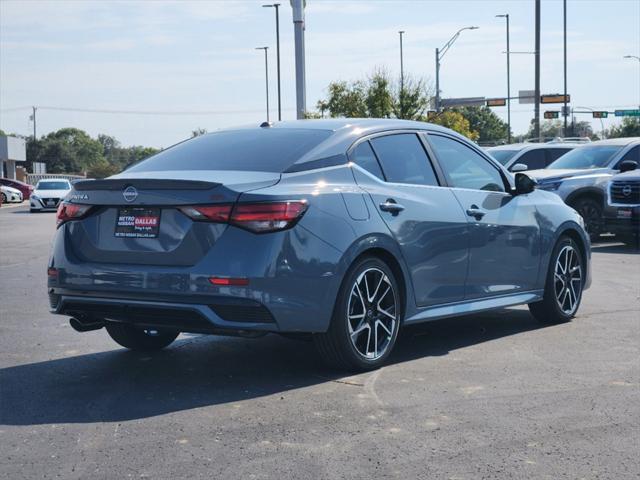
73 179 220 191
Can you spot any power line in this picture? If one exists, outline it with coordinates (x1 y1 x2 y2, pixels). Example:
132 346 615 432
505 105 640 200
0 105 295 116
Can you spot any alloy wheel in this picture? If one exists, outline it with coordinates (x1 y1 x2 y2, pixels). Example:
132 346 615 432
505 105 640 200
554 245 582 315
347 267 397 360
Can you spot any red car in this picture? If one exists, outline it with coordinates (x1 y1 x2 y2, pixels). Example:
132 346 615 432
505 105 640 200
0 178 34 200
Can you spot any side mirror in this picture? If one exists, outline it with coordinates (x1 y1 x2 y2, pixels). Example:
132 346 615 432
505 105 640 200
514 173 537 195
619 160 638 173
511 163 528 173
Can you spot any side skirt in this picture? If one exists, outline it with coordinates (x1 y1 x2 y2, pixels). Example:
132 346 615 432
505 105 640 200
405 290 544 325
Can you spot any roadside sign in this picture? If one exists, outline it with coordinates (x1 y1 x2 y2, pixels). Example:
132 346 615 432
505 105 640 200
544 111 559 119
592 111 609 119
561 106 571 117
519 90 535 104
614 109 640 117
541 94 570 104
441 97 486 108
486 98 507 107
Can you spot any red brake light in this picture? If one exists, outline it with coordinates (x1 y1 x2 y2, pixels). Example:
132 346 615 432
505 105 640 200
230 201 308 233
178 201 307 233
178 205 232 222
56 202 93 227
208 277 250 286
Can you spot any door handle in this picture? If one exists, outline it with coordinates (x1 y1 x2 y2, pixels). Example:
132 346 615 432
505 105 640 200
466 205 486 220
379 199 405 215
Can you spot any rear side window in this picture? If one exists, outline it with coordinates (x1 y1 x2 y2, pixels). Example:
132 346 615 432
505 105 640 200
126 129 333 173
351 141 385 180
516 149 546 170
370 134 439 186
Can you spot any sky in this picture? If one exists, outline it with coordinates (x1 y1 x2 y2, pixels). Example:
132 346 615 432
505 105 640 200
1 0 639 148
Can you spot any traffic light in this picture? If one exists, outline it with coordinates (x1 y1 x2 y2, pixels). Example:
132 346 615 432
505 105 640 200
592 111 609 119
544 111 559 119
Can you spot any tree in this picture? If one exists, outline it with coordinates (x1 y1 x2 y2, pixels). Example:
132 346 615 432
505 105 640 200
453 106 509 143
605 117 640 138
316 69 433 120
191 128 207 137
429 111 479 141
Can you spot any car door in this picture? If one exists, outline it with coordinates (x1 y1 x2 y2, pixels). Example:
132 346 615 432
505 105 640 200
426 133 541 299
349 133 469 307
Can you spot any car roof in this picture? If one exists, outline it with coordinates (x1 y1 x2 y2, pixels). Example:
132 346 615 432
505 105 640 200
586 137 640 146
487 143 575 152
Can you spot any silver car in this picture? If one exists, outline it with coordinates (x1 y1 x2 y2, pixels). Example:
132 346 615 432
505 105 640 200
527 137 640 238
487 143 575 172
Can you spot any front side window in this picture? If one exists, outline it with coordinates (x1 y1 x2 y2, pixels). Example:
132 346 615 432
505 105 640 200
547 148 573 163
517 149 546 170
370 134 439 186
351 141 384 180
618 145 639 166
428 135 505 192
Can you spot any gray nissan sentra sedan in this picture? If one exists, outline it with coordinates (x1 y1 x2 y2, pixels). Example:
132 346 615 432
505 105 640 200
48 119 591 370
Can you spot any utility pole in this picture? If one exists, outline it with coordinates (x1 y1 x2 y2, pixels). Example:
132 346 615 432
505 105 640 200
496 14 511 142
534 0 541 141
563 0 568 137
256 47 270 122
291 0 306 119
263 3 282 121
31 106 37 139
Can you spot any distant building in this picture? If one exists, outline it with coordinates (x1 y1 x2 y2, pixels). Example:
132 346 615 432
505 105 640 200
0 135 26 179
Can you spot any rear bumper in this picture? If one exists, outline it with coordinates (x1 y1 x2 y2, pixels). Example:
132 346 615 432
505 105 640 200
50 291 278 333
48 221 346 333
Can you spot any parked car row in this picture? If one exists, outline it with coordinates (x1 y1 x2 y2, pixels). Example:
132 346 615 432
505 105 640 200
0 177 74 210
487 137 640 245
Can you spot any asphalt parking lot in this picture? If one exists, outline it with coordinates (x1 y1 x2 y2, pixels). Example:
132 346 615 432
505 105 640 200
1 203 638 480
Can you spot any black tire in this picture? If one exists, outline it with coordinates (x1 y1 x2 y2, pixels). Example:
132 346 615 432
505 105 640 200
105 323 179 351
1 193 6 203
314 256 401 371
572 197 603 241
529 236 584 324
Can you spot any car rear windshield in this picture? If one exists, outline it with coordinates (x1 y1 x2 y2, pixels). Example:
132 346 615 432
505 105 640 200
37 181 70 190
547 145 623 170
486 149 518 165
126 129 333 173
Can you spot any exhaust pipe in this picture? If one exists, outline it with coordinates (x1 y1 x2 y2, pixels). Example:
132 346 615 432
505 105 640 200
69 317 104 332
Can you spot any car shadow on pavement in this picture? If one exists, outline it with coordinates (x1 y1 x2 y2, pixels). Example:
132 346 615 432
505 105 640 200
0 309 547 426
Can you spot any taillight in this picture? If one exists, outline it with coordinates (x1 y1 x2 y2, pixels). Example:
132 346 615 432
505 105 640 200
56 202 93 227
179 201 307 233
178 205 232 222
230 201 307 233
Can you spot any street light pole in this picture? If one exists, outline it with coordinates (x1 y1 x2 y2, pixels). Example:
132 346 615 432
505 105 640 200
624 55 640 108
434 26 479 113
399 31 405 91
291 0 306 119
563 0 568 137
534 0 541 141
496 14 511 142
256 47 270 122
263 3 281 121
399 30 405 118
